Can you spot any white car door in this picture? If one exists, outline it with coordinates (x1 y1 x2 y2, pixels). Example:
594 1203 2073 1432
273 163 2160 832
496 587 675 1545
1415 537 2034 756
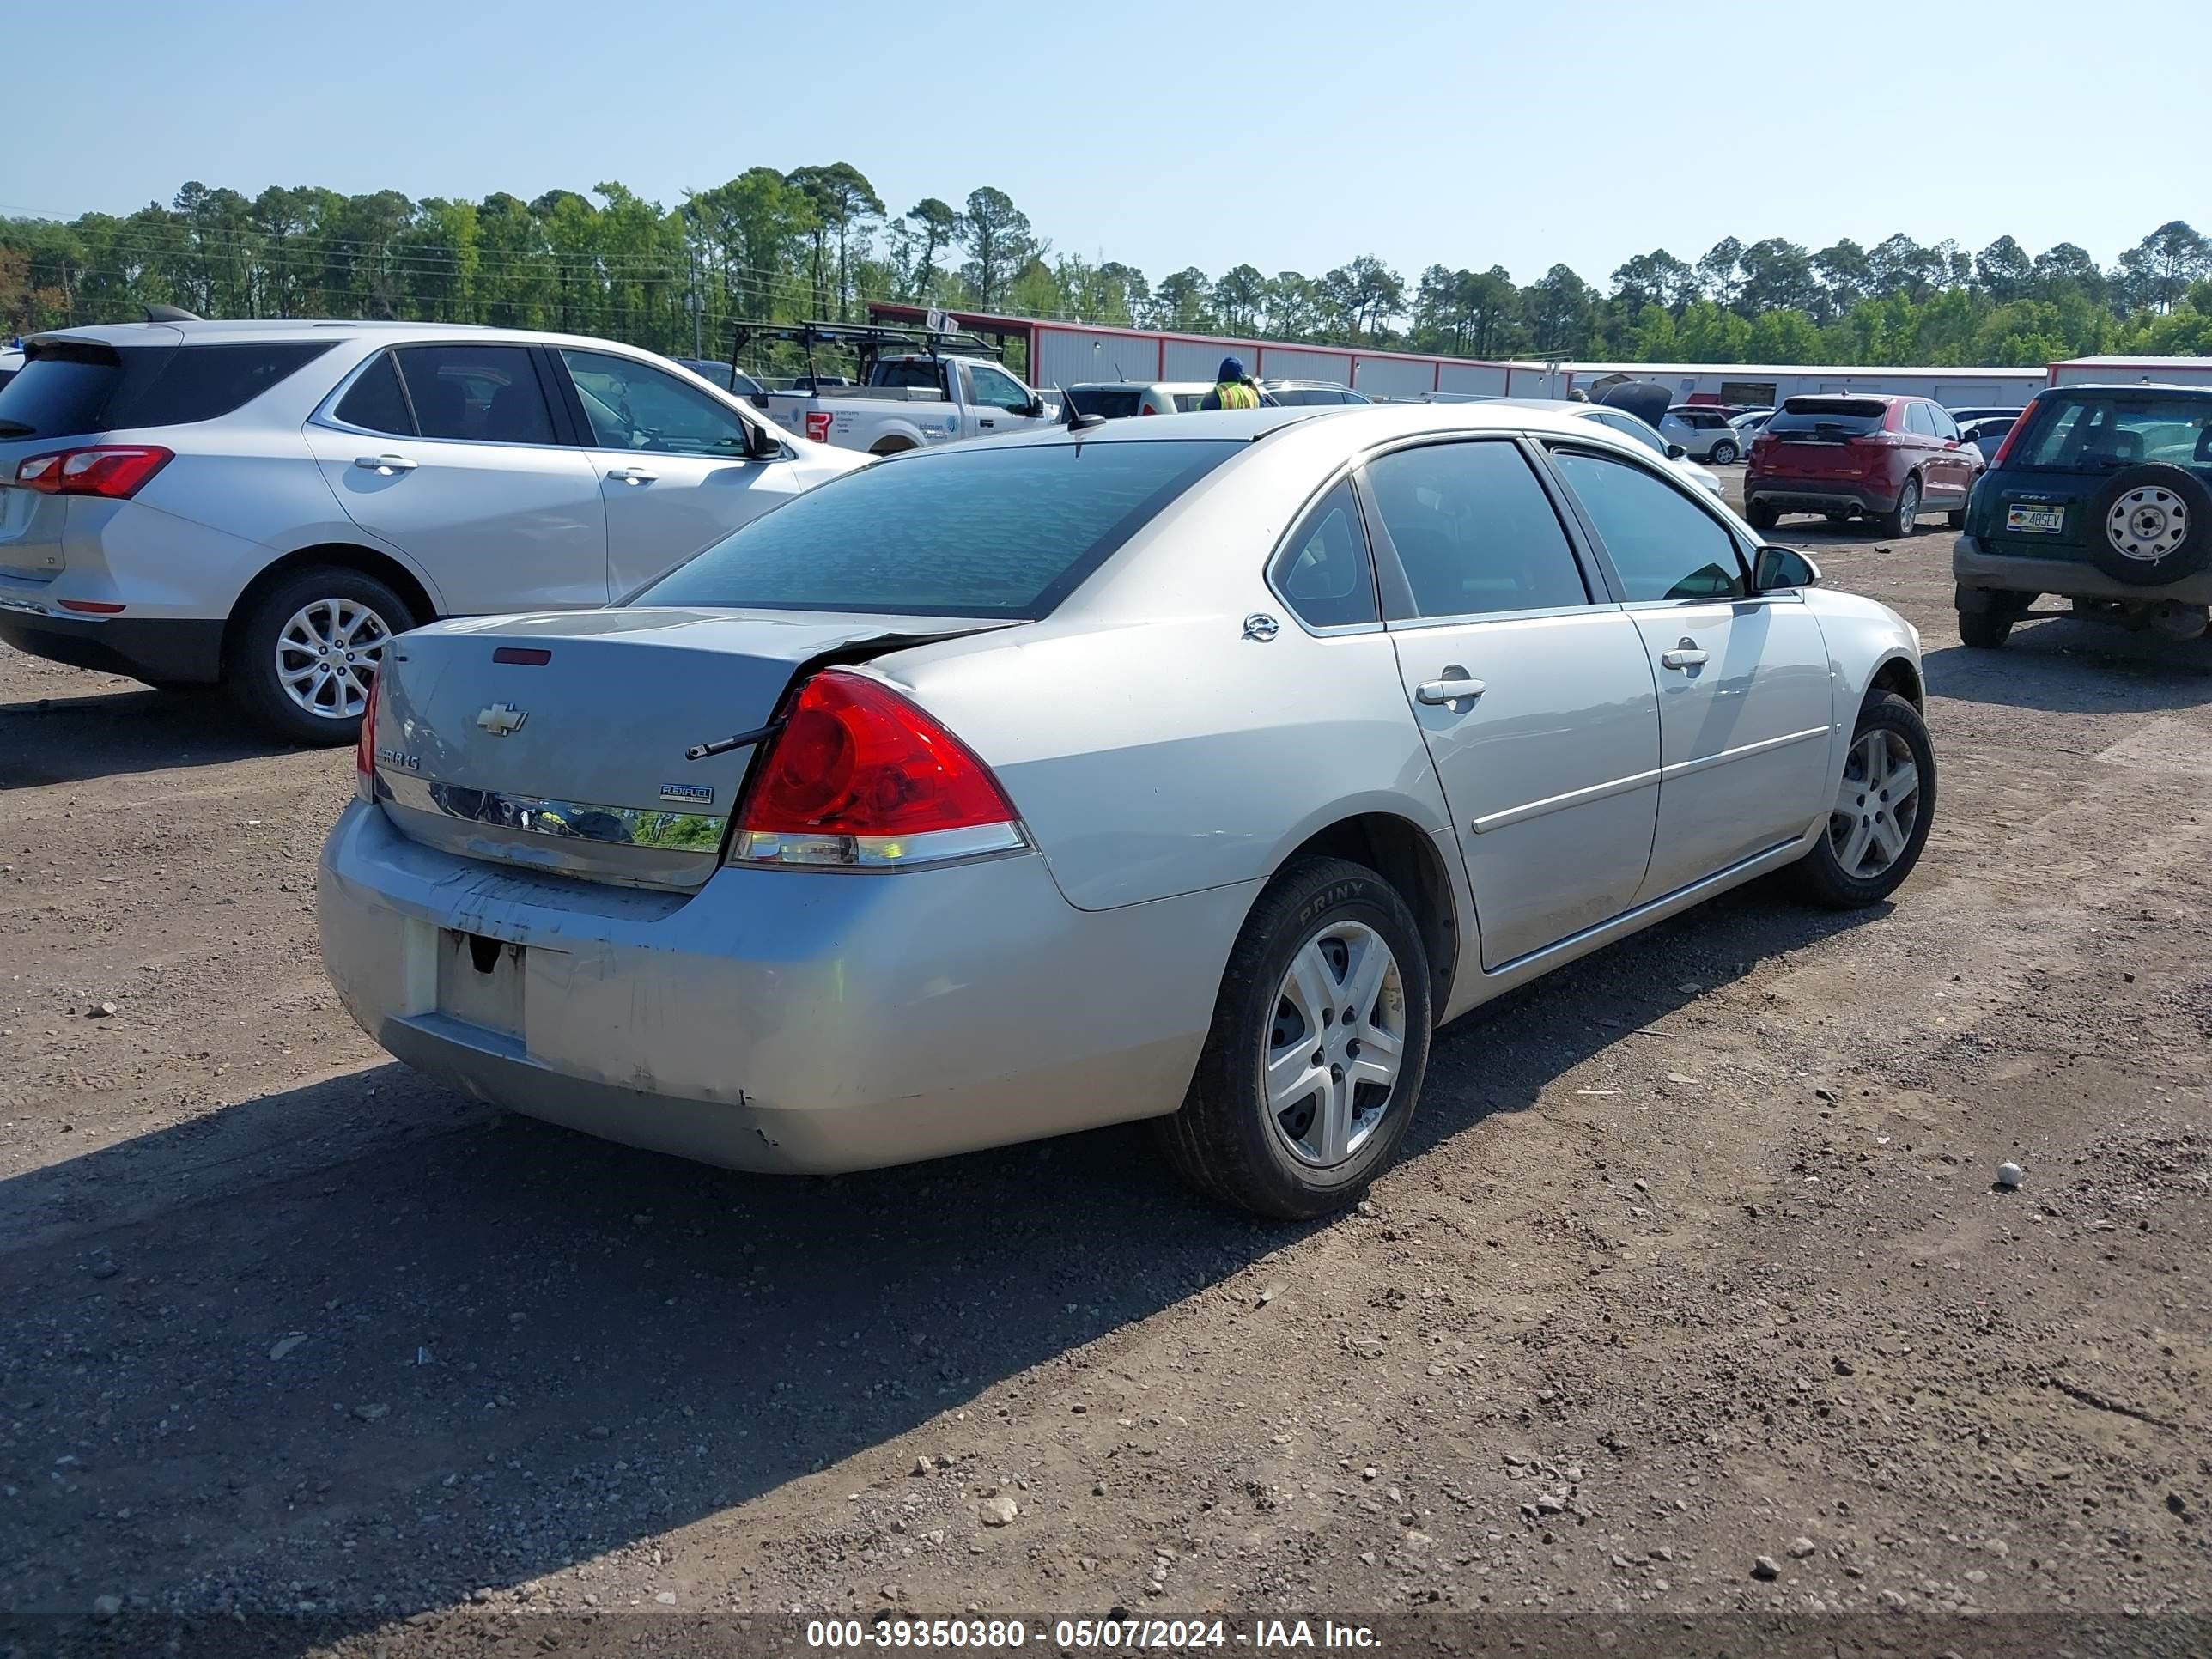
556 349 815 596
1544 445 1834 904
1362 437 1662 970
963 362 1048 436
306 343 609 612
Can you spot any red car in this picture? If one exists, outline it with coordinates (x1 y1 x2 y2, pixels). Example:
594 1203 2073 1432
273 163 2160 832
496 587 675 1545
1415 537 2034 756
1746 394 1984 537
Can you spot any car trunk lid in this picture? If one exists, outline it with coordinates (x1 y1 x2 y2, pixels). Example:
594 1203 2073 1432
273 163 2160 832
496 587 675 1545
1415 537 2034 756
368 607 1010 890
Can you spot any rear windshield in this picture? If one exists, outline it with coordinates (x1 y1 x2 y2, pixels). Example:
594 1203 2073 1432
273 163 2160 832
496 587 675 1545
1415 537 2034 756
0 348 137 439
0 339 331 438
2013 393 2212 471
637 439 1243 619
870 361 941 391
1068 386 1141 419
1768 398 1887 438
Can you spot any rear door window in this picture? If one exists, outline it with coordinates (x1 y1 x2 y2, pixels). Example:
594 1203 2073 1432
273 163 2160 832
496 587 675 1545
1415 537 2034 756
392 344 556 446
1904 403 1936 437
1364 440 1590 618
1270 479 1377 629
1548 447 1747 602
639 439 1243 619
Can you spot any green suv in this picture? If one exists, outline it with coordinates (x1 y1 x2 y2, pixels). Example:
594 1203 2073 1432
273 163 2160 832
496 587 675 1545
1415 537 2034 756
1953 383 2212 647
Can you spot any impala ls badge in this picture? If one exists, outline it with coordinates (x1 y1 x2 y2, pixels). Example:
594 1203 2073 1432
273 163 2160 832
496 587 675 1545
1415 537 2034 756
1243 612 1281 641
477 702 529 738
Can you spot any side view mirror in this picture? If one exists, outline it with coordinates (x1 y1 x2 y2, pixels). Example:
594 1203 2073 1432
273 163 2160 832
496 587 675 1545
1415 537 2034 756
1022 398 1047 418
1754 545 1820 592
1666 442 1688 459
743 420 783 460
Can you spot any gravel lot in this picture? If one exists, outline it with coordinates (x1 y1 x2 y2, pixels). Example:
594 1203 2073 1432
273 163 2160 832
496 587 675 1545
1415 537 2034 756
2 489 2207 1654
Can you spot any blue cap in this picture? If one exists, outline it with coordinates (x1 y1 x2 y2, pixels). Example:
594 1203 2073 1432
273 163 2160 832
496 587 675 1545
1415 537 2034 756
1219 356 1245 381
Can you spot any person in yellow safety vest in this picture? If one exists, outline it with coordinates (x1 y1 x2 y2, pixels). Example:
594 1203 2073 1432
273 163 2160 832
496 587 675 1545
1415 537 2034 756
1199 356 1261 410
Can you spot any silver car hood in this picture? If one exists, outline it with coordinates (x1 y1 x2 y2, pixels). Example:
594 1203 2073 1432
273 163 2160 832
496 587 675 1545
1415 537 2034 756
368 607 1006 890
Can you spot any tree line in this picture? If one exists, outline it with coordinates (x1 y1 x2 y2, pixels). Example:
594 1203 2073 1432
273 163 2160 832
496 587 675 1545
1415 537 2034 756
5 167 2211 374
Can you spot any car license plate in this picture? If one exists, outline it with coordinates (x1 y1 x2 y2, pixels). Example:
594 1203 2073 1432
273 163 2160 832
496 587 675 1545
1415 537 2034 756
437 929 525 1038
2007 504 2065 533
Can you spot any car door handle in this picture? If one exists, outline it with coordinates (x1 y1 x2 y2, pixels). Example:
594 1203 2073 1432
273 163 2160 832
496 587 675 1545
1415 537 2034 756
1414 677 1486 705
354 454 416 474
606 467 659 484
977 418 995 428
1660 638 1710 670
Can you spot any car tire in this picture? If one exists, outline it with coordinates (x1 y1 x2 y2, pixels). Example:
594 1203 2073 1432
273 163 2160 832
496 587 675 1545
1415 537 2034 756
1157 855 1433 1220
1747 501 1780 531
228 566 414 746
1958 607 2014 648
2086 462 2212 586
1947 508 1967 530
1877 474 1922 538
1709 440 1739 465
1795 692 1936 909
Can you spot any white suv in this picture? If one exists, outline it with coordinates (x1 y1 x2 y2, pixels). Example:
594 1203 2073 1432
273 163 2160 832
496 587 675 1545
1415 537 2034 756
0 320 863 741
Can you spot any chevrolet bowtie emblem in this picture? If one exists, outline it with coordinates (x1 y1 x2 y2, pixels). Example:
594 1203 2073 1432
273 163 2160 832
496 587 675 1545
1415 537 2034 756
477 702 528 738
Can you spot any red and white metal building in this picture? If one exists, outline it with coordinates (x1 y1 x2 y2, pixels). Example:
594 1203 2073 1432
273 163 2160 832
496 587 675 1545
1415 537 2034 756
2046 355 2212 388
866 303 1547 398
867 305 2201 409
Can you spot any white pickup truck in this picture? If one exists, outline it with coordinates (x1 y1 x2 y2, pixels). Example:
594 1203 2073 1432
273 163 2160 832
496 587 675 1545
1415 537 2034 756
732 320 1061 456
764 352 1061 455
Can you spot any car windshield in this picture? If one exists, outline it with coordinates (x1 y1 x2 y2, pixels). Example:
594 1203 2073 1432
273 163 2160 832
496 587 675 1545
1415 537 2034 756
2014 393 2212 471
636 439 1244 619
1768 398 1887 438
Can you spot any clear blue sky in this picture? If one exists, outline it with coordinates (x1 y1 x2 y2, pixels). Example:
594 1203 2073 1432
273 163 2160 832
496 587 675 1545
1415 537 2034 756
3 0 2205 286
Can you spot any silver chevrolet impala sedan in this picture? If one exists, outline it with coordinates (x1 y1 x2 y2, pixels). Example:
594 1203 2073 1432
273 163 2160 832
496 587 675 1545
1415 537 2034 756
319 403 1935 1218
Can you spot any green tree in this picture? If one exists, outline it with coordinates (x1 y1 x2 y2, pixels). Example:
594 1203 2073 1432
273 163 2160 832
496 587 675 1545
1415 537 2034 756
1213 263 1267 333
1611 249 1694 314
1974 235 2033 301
956 187 1033 310
1154 265 1213 331
899 198 958 301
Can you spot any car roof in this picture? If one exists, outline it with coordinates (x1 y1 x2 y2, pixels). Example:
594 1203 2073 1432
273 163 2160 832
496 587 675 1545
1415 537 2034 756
952 398 1651 453
22 318 696 355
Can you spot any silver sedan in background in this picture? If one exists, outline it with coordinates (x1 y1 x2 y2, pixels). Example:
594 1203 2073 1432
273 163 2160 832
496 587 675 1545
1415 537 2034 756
321 403 1935 1218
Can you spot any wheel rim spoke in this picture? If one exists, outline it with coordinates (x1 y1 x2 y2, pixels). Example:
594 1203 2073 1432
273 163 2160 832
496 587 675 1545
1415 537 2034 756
1266 1043 1327 1115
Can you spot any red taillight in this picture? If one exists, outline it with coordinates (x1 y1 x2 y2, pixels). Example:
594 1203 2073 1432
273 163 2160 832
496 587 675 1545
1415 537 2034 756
1139 402 1160 416
731 669 1022 868
355 668 380 799
1987 400 2037 468
803 410 834 443
13 446 174 499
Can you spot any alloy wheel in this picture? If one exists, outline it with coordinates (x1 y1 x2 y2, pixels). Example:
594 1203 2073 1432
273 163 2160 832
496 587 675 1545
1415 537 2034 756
1265 921 1406 1169
275 597 391 720
1828 728 1923 879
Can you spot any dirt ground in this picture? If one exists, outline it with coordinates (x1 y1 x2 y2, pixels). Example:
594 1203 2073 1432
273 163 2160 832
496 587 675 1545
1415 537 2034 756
2 487 2207 1656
